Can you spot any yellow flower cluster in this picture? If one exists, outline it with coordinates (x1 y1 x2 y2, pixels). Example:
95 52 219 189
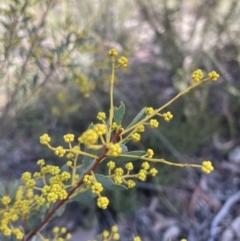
112 122 120 131
208 71 220 81
147 149 154 158
125 162 134 171
83 174 109 209
131 133 141 142
101 225 120 241
149 119 159 128
97 112 106 121
134 237 141 241
201 160 214 174
55 146 66 157
108 48 118 57
107 143 122 157
192 69 203 83
94 123 107 136
51 226 72 241
145 107 154 115
40 133 51 145
78 129 98 146
107 160 116 170
136 124 145 133
118 56 128 67
63 134 75 143
163 111 173 122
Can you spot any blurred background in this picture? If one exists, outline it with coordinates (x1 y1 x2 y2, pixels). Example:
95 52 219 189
0 0 240 240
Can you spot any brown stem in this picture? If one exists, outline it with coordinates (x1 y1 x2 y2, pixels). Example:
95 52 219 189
25 130 122 241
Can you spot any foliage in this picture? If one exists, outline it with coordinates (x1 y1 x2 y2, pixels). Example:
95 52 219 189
0 48 219 241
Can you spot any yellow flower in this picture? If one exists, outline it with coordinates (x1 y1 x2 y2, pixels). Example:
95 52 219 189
107 143 122 157
208 71 220 81
147 149 154 158
134 237 141 241
107 161 116 170
97 112 106 121
141 161 150 170
108 48 118 57
39 133 51 145
118 56 128 67
192 69 203 83
78 129 98 146
145 107 154 115
202 161 214 174
97 197 109 209
149 168 158 176
127 180 136 188
94 123 107 136
125 162 134 171
163 111 173 122
131 133 141 142
55 146 66 157
63 134 75 143
2 196 11 205
149 119 159 128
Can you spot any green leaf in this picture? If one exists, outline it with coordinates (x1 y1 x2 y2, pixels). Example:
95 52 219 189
55 203 66 217
60 164 69 173
9 180 20 199
95 174 127 191
120 144 128 153
126 107 146 129
95 174 113 188
84 158 96 172
108 184 128 191
71 189 96 204
0 182 6 196
114 102 125 125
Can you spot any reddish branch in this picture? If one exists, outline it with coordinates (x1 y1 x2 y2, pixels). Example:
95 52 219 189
25 130 122 241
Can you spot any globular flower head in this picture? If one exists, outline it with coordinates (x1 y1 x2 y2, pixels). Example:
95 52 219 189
37 159 45 166
136 124 145 133
97 112 106 121
137 169 147 181
149 119 159 128
91 182 103 195
118 56 128 67
112 122 120 131
208 71 220 81
55 146 66 157
115 167 124 176
145 107 154 115
103 230 110 238
94 123 107 137
125 162 134 171
192 69 203 83
108 48 118 57
78 129 98 146
141 161 150 170
163 111 173 122
63 134 75 143
40 133 51 145
107 160 116 170
134 237 142 241
201 160 214 174
127 180 136 188
97 196 109 209
1 196 11 205
131 133 141 142
107 143 122 157
150 168 158 176
147 149 154 158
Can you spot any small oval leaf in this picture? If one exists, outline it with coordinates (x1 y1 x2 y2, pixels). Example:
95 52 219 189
114 102 125 125
126 107 146 129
